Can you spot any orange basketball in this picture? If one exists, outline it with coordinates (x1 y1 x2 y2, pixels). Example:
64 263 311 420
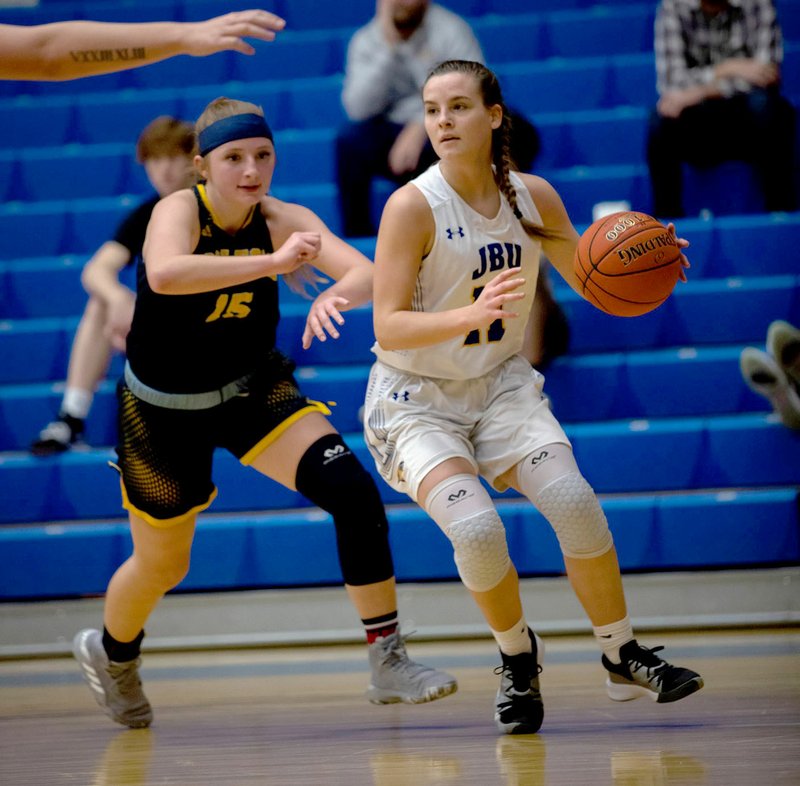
574 211 682 317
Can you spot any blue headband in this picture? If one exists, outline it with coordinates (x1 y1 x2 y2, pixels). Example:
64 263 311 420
198 113 274 156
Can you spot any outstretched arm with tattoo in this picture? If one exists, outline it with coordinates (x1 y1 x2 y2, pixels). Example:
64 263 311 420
0 10 285 81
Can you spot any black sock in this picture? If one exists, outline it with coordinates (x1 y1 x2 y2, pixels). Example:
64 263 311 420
102 627 144 662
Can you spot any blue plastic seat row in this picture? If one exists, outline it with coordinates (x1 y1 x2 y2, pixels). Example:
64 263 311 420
0 485 796 599
0 195 161 258
3 43 799 150
0 414 798 525
0 128 336 203
0 339 777 449
1 269 797 369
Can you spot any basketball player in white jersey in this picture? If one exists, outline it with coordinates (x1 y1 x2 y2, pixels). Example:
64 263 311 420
363 60 702 735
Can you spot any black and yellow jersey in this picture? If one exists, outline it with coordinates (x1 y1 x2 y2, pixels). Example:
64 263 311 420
126 184 279 393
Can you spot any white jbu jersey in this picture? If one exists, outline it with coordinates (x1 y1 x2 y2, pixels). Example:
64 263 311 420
373 163 543 380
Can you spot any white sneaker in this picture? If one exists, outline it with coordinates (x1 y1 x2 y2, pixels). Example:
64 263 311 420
740 347 800 430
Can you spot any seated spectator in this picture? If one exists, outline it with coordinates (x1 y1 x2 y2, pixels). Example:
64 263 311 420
31 116 196 455
336 0 540 239
646 0 796 219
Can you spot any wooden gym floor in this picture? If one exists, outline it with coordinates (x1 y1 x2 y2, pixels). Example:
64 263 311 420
0 627 798 786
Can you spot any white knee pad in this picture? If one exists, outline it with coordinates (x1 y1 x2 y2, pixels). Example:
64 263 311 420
515 446 613 559
424 474 511 592
533 472 613 559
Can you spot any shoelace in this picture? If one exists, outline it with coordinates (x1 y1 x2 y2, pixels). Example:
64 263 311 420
627 645 669 686
379 631 434 677
493 659 543 696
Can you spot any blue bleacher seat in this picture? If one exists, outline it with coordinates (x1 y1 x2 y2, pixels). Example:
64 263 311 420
656 489 800 569
232 34 343 84
80 0 180 23
545 7 653 59
75 90 183 145
539 108 648 169
127 51 233 90
497 59 610 115
543 164 650 224
712 213 800 277
608 53 658 108
277 0 372 30
67 196 143 254
474 15 547 65
0 98 75 150
281 75 346 130
0 319 70 385
0 203 69 257
17 145 130 202
271 128 336 187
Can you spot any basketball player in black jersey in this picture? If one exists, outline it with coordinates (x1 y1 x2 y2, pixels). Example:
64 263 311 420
72 97 456 729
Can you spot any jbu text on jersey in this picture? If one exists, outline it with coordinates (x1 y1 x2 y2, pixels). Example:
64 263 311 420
471 242 522 280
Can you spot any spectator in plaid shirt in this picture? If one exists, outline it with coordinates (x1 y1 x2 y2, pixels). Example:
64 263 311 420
647 0 796 217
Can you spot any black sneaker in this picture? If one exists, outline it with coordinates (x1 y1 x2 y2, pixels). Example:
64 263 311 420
603 639 704 704
30 413 85 456
494 630 544 735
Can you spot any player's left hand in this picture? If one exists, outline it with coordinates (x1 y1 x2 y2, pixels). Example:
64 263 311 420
303 295 350 348
185 10 286 57
666 222 691 283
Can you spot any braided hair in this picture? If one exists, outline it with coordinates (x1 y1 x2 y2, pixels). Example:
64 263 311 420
424 60 550 240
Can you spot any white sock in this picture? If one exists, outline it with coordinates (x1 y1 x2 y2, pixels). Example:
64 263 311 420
491 616 531 656
60 388 93 420
593 617 634 664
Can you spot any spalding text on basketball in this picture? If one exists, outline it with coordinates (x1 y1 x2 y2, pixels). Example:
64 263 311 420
617 232 677 267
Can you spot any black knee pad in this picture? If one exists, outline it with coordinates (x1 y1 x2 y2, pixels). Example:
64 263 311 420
295 434 394 586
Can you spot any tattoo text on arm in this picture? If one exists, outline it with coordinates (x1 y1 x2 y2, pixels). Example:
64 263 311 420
69 47 147 64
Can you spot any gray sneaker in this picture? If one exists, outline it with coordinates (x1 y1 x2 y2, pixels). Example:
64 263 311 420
73 628 153 728
740 347 800 429
366 629 458 705
767 319 800 389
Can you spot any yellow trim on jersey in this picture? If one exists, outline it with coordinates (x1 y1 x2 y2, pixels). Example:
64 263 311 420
197 183 256 231
111 462 218 528
239 400 332 466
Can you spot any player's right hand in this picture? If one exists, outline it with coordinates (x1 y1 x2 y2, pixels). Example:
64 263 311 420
271 231 321 274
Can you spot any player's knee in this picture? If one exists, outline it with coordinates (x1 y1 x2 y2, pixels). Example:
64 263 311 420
295 434 393 586
423 474 510 592
535 472 613 559
447 509 511 592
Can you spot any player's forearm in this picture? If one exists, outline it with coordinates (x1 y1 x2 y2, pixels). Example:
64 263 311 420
14 21 185 81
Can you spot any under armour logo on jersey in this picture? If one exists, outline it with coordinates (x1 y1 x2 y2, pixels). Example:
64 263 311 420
392 391 410 401
447 488 468 502
201 224 213 237
446 226 464 240
530 450 549 466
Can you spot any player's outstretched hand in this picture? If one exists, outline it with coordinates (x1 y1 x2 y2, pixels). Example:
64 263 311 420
303 295 350 349
184 10 286 57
